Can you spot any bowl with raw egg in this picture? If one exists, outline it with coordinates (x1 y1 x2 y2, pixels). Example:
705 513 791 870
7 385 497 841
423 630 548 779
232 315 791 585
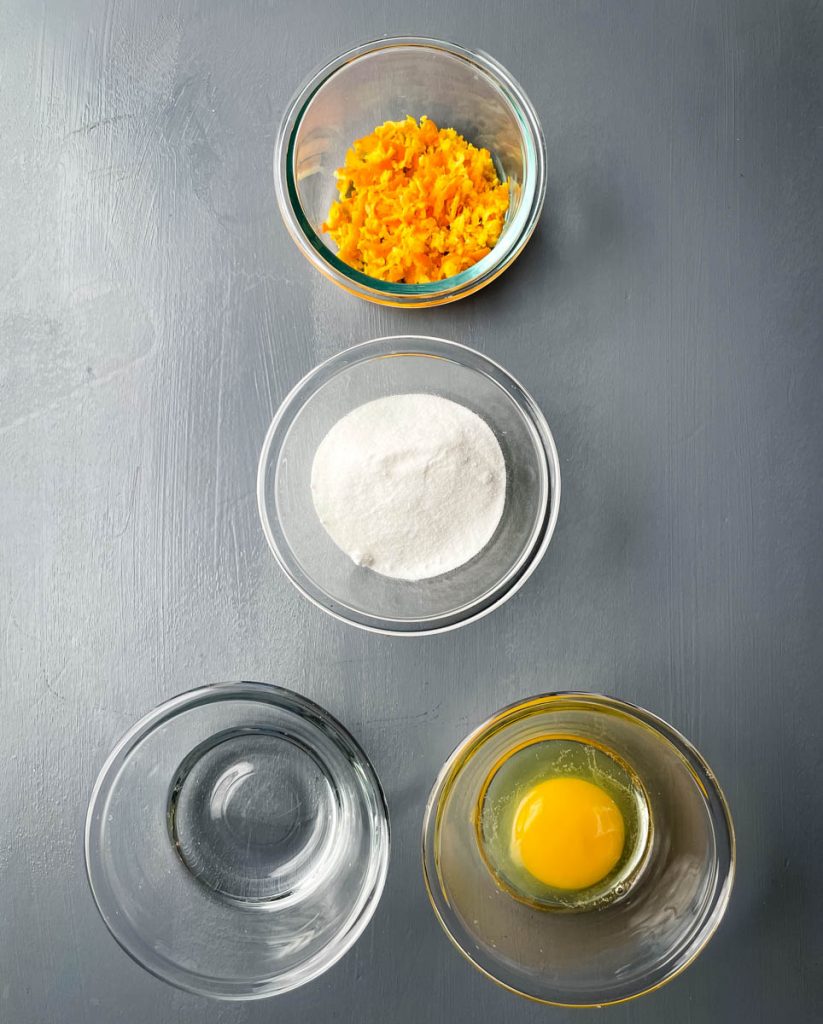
274 37 546 306
422 692 735 1007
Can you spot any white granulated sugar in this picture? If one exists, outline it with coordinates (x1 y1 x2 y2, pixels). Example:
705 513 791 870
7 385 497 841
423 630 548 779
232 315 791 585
311 393 506 581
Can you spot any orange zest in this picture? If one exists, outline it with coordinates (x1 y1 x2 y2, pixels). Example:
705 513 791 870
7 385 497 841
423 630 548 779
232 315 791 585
322 116 510 284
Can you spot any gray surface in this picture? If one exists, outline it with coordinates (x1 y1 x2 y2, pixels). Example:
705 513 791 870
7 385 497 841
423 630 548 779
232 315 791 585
1 0 822 1021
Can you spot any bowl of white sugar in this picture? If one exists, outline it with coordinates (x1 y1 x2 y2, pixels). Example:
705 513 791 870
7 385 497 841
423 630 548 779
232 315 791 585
257 336 560 636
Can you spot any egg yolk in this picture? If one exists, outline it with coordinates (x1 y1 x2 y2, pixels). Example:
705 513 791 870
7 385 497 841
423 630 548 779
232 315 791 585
511 777 625 891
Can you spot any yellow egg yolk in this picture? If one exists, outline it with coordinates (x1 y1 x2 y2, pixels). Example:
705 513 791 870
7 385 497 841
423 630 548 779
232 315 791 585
511 777 625 891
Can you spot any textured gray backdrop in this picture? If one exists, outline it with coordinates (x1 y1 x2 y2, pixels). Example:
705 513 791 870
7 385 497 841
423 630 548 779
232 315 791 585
2 1 822 1022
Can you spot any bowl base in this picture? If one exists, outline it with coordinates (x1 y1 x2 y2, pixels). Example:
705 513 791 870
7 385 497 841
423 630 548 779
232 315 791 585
168 727 339 904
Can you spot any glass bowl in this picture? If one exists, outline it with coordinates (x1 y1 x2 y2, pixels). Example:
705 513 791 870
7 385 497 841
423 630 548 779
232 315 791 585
85 683 390 1000
274 37 546 307
257 336 560 636
422 693 735 1007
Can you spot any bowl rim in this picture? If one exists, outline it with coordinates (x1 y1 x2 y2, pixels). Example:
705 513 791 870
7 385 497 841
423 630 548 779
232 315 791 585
85 681 391 1001
421 690 737 1008
256 334 562 637
273 36 547 307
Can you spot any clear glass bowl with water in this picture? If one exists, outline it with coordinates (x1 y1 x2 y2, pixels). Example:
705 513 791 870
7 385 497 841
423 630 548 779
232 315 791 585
274 36 546 306
422 692 735 1007
85 683 389 1000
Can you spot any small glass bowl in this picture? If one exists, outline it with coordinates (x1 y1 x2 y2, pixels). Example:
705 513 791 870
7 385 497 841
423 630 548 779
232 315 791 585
274 37 546 307
422 693 735 1007
257 336 560 636
85 683 389 1000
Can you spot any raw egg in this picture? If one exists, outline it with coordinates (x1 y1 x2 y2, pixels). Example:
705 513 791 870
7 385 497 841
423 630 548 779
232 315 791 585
511 777 625 890
478 737 651 910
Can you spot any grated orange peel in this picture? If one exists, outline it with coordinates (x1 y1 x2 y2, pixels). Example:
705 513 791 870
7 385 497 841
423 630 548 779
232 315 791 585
322 116 510 284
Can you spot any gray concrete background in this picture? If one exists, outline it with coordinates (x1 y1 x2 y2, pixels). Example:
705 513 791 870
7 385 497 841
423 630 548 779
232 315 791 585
2 1 822 1021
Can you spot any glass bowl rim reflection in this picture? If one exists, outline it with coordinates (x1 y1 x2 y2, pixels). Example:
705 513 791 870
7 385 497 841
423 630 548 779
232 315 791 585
421 690 736 1008
273 35 547 307
256 335 561 637
84 681 391 1000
